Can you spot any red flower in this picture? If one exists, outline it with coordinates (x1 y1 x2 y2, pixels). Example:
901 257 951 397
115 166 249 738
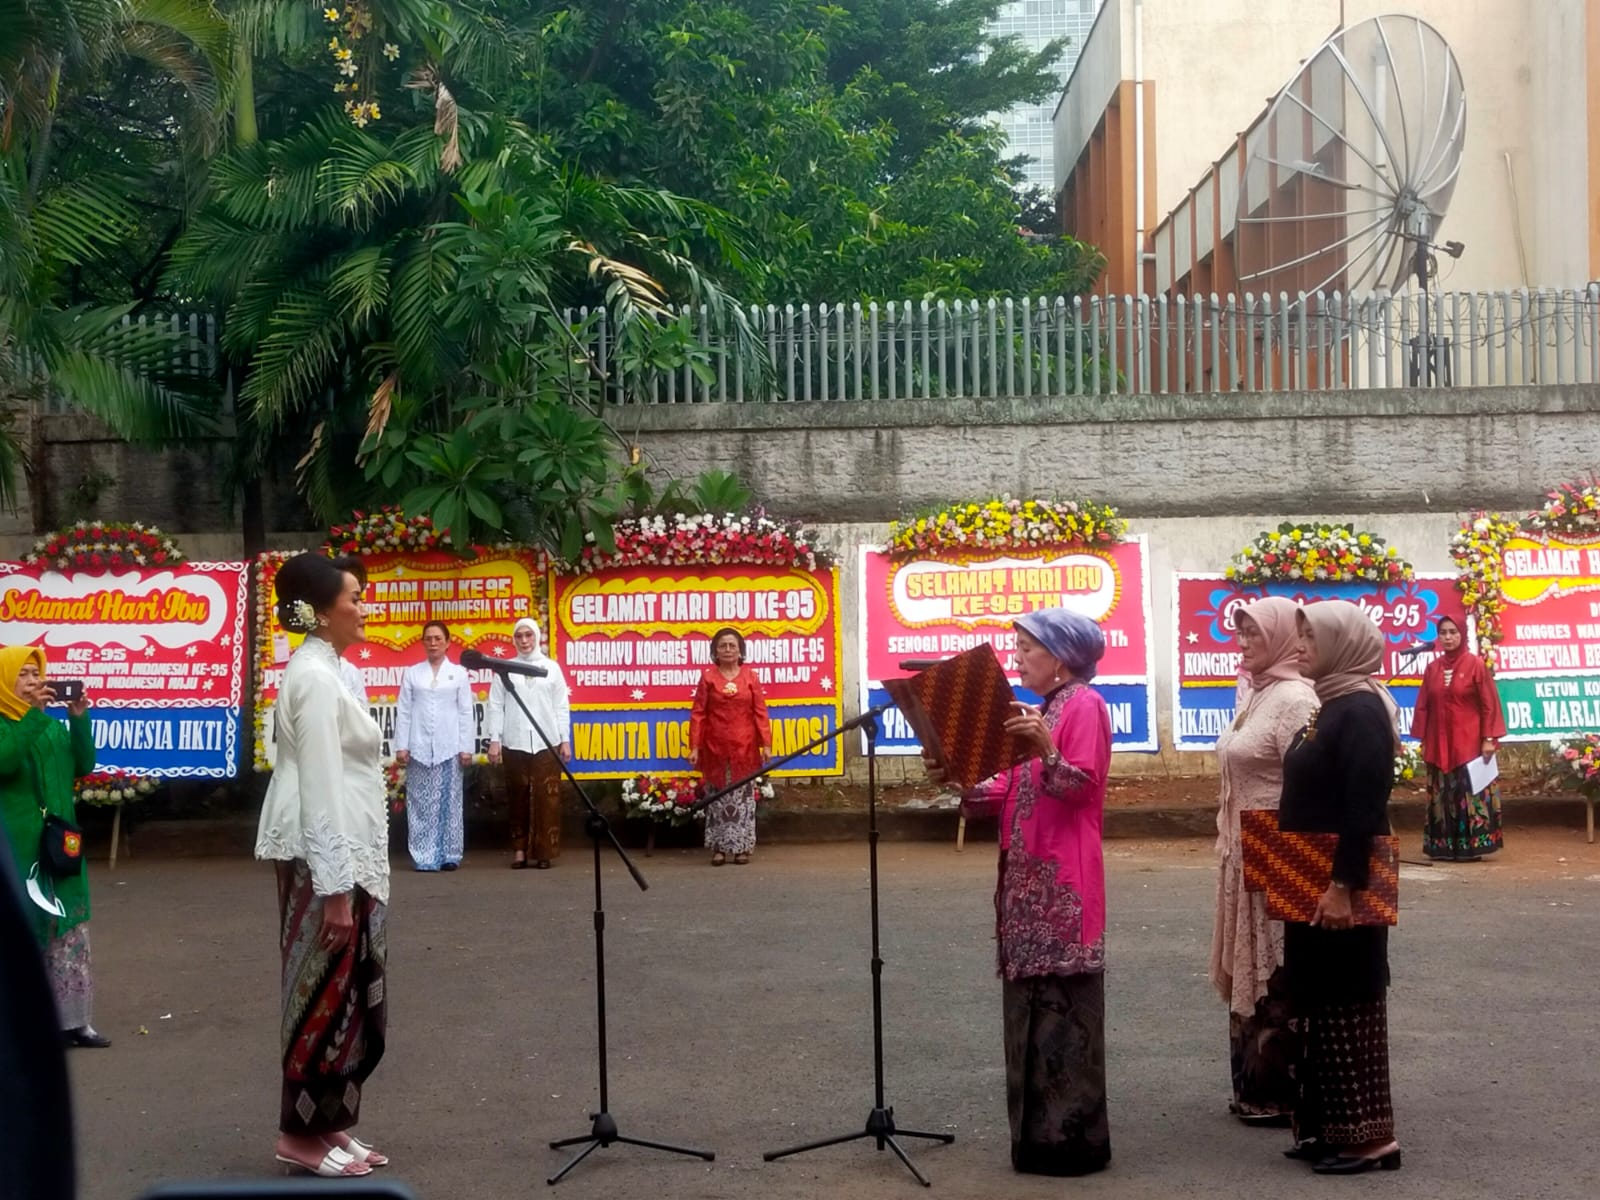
153 551 167 564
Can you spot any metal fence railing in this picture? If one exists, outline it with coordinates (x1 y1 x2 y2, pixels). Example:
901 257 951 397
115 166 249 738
568 285 1600 403
31 311 231 417
26 288 1600 418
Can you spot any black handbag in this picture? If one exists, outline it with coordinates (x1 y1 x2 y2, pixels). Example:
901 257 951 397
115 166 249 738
39 811 84 877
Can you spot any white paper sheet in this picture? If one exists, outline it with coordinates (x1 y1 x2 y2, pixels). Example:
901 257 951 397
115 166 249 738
1466 754 1500 795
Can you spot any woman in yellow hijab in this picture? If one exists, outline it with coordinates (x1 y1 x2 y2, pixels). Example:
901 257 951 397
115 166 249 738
0 645 106 1047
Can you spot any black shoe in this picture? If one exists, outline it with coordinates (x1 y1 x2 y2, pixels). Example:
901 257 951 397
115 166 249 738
511 859 528 870
441 862 458 872
64 1028 111 1049
1312 1150 1402 1174
534 859 552 869
1283 1140 1325 1162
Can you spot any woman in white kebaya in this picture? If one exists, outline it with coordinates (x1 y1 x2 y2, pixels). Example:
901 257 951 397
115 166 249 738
394 621 474 872
487 618 571 869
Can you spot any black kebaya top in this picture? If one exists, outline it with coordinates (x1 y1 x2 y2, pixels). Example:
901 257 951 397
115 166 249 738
1278 692 1394 1006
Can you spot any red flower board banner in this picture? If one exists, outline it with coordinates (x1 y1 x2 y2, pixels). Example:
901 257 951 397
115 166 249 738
0 560 249 777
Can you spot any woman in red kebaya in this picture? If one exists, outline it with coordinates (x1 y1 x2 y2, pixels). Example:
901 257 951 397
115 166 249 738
688 627 770 866
1411 615 1506 861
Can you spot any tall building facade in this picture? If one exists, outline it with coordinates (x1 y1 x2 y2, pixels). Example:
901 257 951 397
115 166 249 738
985 0 1104 191
1051 0 1600 294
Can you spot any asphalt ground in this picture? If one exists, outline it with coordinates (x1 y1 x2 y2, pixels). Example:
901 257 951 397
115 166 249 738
66 826 1600 1200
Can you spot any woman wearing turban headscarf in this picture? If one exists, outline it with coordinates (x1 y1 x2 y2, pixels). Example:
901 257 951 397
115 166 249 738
1280 601 1402 1174
487 618 571 869
1411 615 1506 861
0 646 106 1047
932 607 1113 1176
1210 598 1318 1124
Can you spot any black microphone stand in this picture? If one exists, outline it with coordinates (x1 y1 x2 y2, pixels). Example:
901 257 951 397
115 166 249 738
481 661 715 1185
691 705 954 1186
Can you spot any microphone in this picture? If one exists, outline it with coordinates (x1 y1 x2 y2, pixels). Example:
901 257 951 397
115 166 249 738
461 648 548 677
1399 639 1437 654
898 657 951 671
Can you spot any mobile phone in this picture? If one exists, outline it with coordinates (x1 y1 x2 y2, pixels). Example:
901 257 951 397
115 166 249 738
52 680 84 703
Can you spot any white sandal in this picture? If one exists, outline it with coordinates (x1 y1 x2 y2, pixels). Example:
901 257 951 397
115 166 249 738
275 1144 371 1177
338 1136 389 1167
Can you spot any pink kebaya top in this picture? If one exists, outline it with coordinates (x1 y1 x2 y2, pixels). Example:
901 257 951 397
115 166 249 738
974 682 1111 980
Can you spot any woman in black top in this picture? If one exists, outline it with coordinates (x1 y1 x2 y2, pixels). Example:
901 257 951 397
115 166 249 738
1280 600 1402 1174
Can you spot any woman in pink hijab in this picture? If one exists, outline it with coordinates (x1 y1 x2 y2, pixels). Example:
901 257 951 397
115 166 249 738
1209 598 1318 1125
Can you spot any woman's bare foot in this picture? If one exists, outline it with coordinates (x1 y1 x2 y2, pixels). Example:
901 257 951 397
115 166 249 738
1347 1138 1400 1160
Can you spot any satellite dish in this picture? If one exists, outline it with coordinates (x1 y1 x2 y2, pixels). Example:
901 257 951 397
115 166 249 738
1235 14 1465 299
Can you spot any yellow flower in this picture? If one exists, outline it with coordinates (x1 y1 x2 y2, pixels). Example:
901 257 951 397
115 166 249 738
383 42 400 60
324 6 341 19
334 46 352 60
328 35 342 50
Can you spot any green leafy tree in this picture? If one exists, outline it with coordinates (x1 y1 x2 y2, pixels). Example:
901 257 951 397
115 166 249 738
0 0 231 510
169 2 763 552
517 0 1100 302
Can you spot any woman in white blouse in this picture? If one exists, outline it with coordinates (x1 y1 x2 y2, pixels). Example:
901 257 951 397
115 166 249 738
254 553 390 1178
487 618 571 869
394 621 474 872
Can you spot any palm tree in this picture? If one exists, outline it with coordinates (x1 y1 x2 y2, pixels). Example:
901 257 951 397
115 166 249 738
0 0 231 513
168 3 765 554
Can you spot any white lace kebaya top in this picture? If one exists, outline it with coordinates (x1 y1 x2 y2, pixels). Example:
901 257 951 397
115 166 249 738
255 636 389 904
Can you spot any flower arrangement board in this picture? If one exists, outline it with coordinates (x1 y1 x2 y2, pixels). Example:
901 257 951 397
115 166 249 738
548 563 845 779
0 559 249 777
1481 532 1600 741
254 548 546 769
1170 574 1467 752
858 537 1157 754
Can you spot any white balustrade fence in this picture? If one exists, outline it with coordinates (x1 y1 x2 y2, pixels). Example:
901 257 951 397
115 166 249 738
29 312 230 416
25 289 1599 420
570 286 1600 403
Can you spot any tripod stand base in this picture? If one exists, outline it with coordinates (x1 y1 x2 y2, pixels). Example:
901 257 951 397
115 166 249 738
764 1106 954 1187
547 1110 715 1186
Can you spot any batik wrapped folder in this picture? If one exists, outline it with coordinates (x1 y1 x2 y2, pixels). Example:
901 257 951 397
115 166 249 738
1240 809 1400 926
883 645 1031 789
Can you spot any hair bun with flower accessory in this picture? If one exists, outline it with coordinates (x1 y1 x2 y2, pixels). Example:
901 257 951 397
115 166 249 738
278 597 318 633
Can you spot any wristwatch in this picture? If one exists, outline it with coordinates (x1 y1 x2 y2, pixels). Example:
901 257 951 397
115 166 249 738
1042 750 1062 771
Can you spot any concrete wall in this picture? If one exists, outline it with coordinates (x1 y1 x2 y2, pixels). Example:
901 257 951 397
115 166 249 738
622 384 1600 523
0 412 311 554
